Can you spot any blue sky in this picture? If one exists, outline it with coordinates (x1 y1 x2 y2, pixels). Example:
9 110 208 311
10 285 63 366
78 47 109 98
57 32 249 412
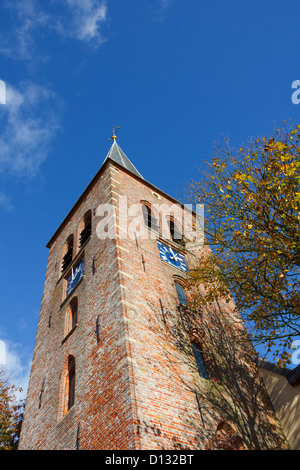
0 0 300 398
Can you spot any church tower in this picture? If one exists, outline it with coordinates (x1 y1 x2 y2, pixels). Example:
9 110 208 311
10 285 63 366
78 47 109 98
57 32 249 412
19 132 288 450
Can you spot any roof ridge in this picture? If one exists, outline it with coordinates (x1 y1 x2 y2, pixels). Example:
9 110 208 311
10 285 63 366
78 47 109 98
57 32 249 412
115 142 126 166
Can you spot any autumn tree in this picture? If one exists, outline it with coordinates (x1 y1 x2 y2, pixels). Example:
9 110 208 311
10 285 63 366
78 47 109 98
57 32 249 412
0 367 24 450
188 122 300 365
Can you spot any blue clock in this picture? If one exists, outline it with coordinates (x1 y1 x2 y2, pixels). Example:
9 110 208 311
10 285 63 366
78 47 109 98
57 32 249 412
157 240 188 273
66 257 85 297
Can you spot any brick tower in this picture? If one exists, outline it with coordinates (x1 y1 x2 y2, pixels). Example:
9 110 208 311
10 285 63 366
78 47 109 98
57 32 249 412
19 131 288 450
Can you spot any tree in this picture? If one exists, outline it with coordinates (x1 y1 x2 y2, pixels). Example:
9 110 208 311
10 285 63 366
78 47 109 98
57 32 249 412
188 122 300 365
0 367 24 450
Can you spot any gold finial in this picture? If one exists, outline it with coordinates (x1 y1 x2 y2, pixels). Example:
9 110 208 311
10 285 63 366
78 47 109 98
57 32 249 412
108 125 120 142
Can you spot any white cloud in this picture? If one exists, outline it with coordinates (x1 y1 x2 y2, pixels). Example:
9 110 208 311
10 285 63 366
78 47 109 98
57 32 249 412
2 340 32 401
0 0 107 60
62 0 107 45
0 193 13 212
0 340 5 365
0 0 50 61
0 80 6 105
0 81 61 177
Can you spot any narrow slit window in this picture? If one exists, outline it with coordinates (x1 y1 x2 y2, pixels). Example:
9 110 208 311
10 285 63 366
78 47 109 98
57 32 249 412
39 379 45 409
67 356 76 410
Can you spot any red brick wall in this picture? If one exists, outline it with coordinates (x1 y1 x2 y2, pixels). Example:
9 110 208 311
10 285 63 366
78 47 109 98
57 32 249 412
19 163 136 450
19 160 288 450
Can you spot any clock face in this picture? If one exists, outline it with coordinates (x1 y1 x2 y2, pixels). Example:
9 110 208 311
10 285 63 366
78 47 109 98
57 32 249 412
157 240 188 273
66 257 85 297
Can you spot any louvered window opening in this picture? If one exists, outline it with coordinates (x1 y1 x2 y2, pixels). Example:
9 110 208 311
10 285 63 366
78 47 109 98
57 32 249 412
62 248 73 272
80 221 91 247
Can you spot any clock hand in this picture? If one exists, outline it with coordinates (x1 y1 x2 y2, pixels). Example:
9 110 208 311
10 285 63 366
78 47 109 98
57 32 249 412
169 248 181 262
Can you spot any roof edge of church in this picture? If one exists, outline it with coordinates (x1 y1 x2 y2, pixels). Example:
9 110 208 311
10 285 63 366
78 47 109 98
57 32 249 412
104 140 144 179
45 157 184 249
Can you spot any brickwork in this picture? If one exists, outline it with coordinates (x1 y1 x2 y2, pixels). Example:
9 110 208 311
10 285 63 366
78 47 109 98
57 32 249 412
19 163 136 450
19 153 288 450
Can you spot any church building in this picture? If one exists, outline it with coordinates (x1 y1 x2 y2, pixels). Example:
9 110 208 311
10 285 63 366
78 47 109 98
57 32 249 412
19 131 288 450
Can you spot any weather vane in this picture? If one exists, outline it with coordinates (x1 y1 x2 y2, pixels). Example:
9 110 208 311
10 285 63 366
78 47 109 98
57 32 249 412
108 125 120 142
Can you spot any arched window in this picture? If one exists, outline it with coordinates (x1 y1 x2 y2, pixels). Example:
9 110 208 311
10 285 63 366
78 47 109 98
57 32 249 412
175 282 188 307
214 421 245 450
68 297 78 331
168 218 182 243
191 342 209 380
62 235 74 272
65 355 76 412
142 203 158 232
80 210 92 247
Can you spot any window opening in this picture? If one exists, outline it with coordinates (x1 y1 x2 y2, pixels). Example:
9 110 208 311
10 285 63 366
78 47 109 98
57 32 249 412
62 235 74 272
80 211 92 247
175 282 188 307
168 219 182 243
142 204 158 232
191 342 209 380
70 298 78 330
67 356 76 411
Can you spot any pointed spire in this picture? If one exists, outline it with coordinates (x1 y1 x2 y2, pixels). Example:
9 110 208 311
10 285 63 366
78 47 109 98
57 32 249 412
104 126 143 179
